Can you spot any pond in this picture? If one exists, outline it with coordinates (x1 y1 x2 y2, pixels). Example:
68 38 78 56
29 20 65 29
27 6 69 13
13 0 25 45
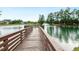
43 24 79 51
0 25 24 37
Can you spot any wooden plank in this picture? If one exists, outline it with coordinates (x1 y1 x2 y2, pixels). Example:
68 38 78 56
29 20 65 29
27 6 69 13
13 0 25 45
0 47 5 51
0 28 25 40
8 34 20 43
8 39 21 51
15 27 44 51
0 27 33 51
0 40 8 48
8 37 20 47
39 27 64 51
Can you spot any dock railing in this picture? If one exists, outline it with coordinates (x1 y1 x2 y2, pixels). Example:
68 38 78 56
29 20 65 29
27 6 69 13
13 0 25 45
0 26 32 51
39 26 64 51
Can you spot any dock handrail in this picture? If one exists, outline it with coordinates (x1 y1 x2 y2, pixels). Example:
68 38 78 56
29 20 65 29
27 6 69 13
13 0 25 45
39 26 64 51
0 26 32 51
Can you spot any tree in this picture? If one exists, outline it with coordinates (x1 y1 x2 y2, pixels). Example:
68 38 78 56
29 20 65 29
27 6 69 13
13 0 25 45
71 9 76 20
10 19 23 24
59 9 64 24
38 14 45 25
47 13 54 25
45 7 79 25
76 10 79 20
54 12 60 24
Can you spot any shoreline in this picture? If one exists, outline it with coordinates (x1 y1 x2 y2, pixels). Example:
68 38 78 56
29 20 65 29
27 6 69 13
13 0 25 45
0 24 24 26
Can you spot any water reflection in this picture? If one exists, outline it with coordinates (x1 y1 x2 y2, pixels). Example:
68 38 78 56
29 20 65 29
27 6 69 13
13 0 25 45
47 26 53 36
44 25 79 50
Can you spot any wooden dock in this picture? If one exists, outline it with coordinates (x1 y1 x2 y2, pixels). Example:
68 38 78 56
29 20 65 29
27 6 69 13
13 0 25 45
0 26 63 51
15 27 44 51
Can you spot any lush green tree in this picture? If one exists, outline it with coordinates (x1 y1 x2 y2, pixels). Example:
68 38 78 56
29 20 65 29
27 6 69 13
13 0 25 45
46 7 79 25
10 19 23 24
71 9 76 20
53 12 60 24
38 14 45 25
76 10 79 19
58 9 65 24
47 13 54 25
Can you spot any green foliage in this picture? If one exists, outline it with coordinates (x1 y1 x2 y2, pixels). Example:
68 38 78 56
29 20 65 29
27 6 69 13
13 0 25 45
73 47 79 51
46 7 79 25
25 21 38 25
47 13 54 25
38 14 45 25
9 19 23 24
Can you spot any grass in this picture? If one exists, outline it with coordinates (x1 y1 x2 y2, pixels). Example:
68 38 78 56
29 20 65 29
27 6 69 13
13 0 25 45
73 47 79 51
0 24 22 26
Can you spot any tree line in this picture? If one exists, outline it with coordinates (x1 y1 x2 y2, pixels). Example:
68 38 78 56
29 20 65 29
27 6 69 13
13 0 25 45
0 19 38 25
0 19 23 25
38 7 79 26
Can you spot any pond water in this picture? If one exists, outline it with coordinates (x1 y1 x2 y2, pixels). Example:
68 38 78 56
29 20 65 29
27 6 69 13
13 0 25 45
0 25 24 37
43 24 79 51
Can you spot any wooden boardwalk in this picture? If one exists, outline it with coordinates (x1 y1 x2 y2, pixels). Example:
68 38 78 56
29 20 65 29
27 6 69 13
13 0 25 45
15 27 45 51
0 26 63 51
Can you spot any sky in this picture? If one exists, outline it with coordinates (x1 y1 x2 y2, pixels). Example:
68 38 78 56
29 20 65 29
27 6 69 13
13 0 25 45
0 7 79 22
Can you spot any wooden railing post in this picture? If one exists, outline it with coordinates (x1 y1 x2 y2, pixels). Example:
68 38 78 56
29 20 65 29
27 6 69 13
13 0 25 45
20 31 23 43
0 26 33 51
3 38 8 51
25 28 27 37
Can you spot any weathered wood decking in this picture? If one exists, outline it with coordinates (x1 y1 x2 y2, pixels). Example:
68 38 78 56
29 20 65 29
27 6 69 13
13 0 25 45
0 26 63 51
15 27 45 51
